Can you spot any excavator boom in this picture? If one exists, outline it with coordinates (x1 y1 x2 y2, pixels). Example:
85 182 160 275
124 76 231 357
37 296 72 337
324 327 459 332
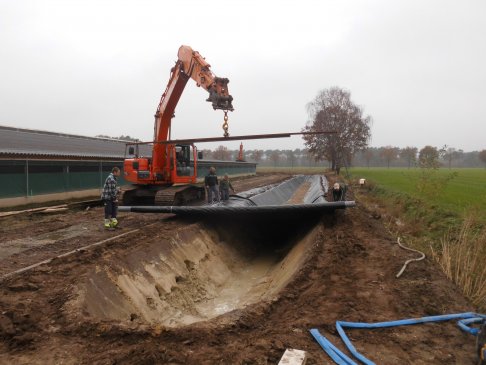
154 46 233 146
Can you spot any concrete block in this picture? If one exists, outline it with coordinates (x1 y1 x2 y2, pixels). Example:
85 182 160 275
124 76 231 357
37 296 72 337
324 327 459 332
278 348 308 365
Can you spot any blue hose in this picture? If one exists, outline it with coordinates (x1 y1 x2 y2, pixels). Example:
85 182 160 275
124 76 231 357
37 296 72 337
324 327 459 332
310 312 486 365
310 329 358 365
457 317 485 335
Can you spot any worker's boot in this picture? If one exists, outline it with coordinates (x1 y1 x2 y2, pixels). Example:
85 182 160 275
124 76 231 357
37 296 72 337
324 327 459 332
110 218 118 228
104 219 111 229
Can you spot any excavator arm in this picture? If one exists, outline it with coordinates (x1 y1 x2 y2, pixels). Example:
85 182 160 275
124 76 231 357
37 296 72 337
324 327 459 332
152 45 233 176
153 45 233 145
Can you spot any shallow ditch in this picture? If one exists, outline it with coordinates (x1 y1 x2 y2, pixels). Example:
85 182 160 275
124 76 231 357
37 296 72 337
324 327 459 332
68 216 321 328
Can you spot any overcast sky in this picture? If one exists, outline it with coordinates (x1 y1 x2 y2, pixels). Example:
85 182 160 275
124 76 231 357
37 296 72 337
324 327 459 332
1 0 485 152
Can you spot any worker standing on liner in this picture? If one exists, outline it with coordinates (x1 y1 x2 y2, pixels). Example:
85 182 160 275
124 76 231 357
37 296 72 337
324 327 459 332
219 174 235 201
331 182 347 202
204 167 220 204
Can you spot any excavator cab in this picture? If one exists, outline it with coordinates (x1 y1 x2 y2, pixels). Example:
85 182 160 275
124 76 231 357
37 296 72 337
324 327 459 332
174 145 193 177
169 143 197 184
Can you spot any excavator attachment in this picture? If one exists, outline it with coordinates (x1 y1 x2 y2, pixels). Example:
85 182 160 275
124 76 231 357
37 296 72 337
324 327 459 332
207 77 233 111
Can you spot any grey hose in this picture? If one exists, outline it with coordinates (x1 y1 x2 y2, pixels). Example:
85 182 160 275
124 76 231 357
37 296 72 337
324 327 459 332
396 237 426 278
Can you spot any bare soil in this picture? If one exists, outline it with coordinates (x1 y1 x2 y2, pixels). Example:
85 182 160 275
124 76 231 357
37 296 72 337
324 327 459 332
0 173 478 364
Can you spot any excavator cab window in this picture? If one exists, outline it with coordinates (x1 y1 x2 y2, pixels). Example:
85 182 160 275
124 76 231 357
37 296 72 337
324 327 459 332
175 145 193 177
126 144 138 158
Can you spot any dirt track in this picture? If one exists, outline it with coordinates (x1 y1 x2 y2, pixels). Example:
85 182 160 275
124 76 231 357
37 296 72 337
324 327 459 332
0 174 478 364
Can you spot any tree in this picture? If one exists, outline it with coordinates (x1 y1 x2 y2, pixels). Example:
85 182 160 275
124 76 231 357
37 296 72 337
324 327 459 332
213 145 230 160
442 146 463 169
270 151 280 167
251 149 263 163
479 150 486 167
285 150 296 167
363 148 374 168
303 149 315 167
416 145 457 199
302 87 371 173
380 146 399 168
418 145 440 169
96 134 140 142
400 147 418 168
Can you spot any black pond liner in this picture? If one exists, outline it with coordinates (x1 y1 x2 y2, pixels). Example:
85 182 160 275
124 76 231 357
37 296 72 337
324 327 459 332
119 175 355 218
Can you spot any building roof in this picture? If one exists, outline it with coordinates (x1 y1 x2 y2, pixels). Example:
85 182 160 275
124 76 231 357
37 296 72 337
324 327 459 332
0 125 151 160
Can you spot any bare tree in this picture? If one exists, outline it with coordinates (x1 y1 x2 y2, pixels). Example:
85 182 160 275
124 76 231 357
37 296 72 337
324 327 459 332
302 87 371 173
213 145 230 160
380 146 399 168
400 147 418 168
479 150 486 167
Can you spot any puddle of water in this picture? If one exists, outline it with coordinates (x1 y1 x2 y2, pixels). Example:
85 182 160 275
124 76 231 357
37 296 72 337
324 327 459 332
196 256 275 317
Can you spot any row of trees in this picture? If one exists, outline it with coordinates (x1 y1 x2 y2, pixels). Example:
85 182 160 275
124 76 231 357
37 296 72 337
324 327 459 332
354 146 486 168
202 146 486 168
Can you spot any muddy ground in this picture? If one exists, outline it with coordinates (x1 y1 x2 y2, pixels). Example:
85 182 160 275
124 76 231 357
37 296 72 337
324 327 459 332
0 173 479 364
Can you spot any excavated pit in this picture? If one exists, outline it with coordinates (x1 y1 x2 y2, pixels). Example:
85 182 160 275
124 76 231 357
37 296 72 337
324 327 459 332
68 216 321 328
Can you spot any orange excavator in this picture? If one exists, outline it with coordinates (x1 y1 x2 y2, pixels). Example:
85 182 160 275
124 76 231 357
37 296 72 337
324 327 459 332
121 45 233 205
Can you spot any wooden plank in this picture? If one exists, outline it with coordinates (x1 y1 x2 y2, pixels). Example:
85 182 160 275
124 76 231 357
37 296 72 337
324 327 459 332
0 204 67 218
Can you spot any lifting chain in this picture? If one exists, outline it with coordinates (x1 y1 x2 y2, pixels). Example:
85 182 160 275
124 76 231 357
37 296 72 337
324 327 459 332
222 111 229 138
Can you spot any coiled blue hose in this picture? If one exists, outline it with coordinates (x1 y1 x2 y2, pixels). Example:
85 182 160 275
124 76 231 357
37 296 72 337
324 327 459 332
310 312 486 365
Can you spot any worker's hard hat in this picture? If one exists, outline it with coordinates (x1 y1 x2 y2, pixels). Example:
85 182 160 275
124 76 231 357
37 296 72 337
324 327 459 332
333 183 340 190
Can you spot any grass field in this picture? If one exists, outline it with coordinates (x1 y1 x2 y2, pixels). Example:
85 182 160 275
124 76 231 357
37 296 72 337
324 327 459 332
348 168 486 218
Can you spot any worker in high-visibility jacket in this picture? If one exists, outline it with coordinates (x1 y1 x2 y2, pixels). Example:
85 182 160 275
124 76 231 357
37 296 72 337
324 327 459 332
101 167 121 229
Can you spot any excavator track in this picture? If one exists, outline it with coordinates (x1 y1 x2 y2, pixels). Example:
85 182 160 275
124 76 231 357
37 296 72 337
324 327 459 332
155 185 205 206
155 186 186 206
120 185 205 206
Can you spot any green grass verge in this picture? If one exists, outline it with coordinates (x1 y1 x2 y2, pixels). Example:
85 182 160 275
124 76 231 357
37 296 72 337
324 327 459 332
349 168 486 220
